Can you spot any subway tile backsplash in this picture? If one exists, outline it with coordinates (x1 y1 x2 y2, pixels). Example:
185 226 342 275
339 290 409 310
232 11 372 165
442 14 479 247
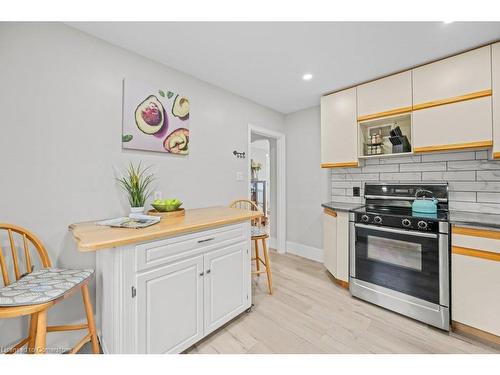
330 150 500 213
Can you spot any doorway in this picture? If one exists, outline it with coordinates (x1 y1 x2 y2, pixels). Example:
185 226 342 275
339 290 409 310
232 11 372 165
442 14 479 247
248 125 286 254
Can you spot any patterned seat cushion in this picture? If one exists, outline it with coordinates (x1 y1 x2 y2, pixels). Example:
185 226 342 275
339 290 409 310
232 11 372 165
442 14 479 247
0 268 94 307
251 226 269 238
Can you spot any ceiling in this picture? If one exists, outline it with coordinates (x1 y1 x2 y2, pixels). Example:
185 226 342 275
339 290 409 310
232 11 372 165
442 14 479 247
68 22 500 114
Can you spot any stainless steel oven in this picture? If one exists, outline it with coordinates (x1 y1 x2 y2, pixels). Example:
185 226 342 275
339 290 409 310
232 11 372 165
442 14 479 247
349 183 450 330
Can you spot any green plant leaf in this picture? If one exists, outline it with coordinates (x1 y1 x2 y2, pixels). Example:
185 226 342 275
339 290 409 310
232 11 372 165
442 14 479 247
116 161 155 207
167 91 174 99
159 90 166 97
122 134 133 142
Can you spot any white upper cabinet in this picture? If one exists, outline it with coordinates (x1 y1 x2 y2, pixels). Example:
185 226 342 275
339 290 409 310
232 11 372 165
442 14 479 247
412 46 493 152
412 97 492 152
321 88 358 167
357 71 412 120
412 46 491 105
493 42 500 159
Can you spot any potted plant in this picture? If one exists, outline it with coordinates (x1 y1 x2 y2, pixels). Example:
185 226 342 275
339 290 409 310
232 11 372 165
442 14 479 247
116 162 155 214
251 159 262 181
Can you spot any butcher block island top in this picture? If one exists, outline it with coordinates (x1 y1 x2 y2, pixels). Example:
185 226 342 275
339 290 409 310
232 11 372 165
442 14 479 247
69 206 262 252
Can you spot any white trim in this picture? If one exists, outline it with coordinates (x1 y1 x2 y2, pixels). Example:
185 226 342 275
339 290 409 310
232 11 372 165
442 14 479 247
286 241 324 263
248 124 287 254
269 237 277 249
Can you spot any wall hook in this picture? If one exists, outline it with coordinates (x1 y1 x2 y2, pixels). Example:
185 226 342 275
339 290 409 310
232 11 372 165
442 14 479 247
233 150 246 159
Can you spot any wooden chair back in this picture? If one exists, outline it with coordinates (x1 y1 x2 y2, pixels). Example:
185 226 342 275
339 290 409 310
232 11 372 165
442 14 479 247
0 224 51 287
229 199 263 226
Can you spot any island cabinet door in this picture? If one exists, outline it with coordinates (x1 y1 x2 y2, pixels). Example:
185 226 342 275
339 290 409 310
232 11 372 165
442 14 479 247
135 255 204 354
321 88 358 168
204 242 250 335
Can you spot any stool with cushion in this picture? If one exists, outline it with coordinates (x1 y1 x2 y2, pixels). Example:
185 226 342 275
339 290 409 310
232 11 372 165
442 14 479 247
0 223 99 354
229 200 272 294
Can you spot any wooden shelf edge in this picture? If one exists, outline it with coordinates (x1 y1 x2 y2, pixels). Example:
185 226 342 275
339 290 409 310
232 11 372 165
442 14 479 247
451 321 500 346
356 90 492 124
323 208 337 217
414 140 493 153
357 106 412 122
358 151 413 159
452 246 500 262
320 161 359 169
452 225 500 240
493 151 500 160
328 274 349 289
335 279 349 290
412 89 492 111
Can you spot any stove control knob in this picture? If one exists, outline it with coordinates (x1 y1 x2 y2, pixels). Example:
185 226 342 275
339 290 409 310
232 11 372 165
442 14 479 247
374 216 382 224
417 221 428 230
402 218 412 228
361 215 370 223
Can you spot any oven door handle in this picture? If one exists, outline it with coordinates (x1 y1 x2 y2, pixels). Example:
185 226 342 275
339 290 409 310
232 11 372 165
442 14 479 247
354 223 438 239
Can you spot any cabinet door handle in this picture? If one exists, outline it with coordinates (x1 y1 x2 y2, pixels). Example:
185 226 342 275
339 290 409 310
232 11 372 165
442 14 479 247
206 269 211 274
199 271 204 276
198 237 215 244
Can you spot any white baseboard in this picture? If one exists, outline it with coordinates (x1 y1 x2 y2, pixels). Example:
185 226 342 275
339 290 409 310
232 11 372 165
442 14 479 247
286 241 323 263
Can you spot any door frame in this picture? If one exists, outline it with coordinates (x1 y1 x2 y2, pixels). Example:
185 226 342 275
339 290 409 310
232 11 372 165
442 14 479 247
248 124 286 254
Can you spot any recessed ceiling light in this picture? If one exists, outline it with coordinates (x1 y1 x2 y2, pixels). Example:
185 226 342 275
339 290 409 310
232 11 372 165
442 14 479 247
302 73 313 81
443 20 454 24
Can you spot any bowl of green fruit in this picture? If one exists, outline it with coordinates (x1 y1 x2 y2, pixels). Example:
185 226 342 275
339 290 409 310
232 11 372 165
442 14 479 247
151 198 183 212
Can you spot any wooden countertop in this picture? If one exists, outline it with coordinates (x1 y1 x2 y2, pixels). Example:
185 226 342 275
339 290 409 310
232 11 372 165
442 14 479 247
69 206 262 252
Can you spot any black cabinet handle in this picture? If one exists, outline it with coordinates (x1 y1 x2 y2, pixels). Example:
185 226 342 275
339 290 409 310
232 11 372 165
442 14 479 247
198 237 215 244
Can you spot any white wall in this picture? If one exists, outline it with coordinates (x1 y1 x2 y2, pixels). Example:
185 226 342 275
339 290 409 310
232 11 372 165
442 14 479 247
284 106 329 257
0 22 285 348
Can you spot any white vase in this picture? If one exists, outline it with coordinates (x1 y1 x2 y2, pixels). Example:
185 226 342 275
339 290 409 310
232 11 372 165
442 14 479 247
130 206 144 215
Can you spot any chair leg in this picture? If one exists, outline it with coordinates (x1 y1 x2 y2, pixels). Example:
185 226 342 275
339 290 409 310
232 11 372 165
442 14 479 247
261 238 273 295
81 284 100 354
254 239 260 275
34 309 47 354
27 312 39 354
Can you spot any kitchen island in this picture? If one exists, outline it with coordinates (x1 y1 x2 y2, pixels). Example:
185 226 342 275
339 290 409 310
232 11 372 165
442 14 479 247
69 206 262 354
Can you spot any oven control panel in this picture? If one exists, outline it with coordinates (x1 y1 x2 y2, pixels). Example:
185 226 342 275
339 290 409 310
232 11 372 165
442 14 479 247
355 213 439 232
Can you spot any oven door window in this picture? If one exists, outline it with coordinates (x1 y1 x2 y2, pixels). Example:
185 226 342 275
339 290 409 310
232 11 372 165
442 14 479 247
354 225 440 304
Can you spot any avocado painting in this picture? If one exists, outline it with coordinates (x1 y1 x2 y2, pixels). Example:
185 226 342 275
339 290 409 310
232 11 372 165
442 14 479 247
123 79 190 154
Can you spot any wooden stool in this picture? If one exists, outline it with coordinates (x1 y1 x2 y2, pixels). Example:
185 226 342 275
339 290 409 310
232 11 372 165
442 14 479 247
251 227 273 295
0 223 100 354
230 199 273 295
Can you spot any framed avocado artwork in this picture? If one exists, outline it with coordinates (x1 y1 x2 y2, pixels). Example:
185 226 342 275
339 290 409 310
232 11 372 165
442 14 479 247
122 79 190 154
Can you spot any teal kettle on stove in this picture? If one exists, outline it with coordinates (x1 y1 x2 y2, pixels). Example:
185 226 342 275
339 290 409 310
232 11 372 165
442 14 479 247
412 189 438 214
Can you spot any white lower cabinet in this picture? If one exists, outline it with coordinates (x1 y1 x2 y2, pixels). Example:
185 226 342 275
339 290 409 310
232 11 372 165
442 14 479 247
451 227 500 339
452 254 500 337
323 210 349 283
204 243 248 335
136 255 204 354
96 222 251 354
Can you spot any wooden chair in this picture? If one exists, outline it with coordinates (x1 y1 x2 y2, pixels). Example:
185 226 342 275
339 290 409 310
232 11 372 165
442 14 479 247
229 200 273 294
0 223 99 354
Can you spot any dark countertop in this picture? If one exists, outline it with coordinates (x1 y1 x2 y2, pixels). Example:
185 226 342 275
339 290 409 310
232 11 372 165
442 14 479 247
322 201 364 213
449 211 500 231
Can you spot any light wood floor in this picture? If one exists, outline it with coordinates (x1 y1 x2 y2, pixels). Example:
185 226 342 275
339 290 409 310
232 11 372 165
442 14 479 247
187 250 500 354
